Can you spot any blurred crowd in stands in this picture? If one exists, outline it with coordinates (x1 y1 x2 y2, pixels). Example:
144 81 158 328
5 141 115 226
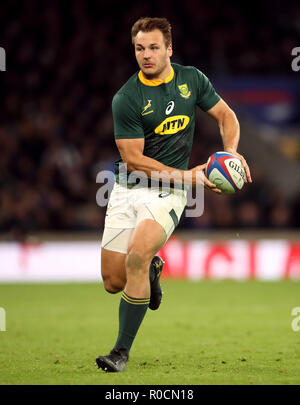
0 0 300 239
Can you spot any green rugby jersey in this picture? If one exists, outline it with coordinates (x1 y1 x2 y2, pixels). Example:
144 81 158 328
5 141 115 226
112 63 220 184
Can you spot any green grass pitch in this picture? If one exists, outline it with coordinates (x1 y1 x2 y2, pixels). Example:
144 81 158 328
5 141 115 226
0 280 300 385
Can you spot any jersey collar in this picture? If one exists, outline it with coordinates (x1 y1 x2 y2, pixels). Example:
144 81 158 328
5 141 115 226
138 66 174 86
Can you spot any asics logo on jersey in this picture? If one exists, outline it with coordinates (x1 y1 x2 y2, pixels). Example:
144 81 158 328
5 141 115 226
155 115 190 135
165 101 175 115
141 100 154 116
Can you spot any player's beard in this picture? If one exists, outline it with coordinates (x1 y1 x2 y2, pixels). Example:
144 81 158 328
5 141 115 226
141 58 169 80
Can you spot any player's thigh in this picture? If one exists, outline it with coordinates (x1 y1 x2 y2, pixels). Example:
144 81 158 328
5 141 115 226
101 227 134 292
127 219 167 268
134 187 187 247
101 247 127 291
101 181 136 290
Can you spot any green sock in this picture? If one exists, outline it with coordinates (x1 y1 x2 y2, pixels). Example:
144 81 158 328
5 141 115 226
113 291 150 353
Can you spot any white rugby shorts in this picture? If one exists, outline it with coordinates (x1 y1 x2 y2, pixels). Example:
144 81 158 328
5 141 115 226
102 182 187 254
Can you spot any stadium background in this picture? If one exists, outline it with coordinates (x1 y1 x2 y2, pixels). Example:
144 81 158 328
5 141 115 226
0 0 300 280
1 0 300 387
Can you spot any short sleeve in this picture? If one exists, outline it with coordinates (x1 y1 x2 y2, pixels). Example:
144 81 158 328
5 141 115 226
112 93 144 139
195 69 220 112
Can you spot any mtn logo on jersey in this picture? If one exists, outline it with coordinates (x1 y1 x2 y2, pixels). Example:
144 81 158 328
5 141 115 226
178 84 191 99
154 115 190 135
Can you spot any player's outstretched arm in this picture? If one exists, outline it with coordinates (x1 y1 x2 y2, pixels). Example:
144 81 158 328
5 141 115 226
116 138 187 184
206 99 252 183
116 138 220 192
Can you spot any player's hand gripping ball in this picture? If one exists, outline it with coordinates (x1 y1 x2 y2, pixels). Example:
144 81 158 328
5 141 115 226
205 151 246 194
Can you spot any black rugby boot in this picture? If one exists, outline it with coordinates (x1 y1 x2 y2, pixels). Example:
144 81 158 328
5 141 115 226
96 348 128 372
149 256 165 311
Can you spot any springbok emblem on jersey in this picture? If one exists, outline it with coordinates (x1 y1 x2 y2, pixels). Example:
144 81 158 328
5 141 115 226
141 100 154 116
178 84 191 99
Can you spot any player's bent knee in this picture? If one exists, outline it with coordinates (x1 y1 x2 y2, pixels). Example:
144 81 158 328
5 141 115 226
104 284 121 294
102 277 124 294
103 280 125 294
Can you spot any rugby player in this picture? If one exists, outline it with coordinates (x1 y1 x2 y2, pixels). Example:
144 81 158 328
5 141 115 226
96 17 251 372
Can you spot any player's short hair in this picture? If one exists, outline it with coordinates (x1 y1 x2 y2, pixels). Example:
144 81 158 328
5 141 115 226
131 17 172 48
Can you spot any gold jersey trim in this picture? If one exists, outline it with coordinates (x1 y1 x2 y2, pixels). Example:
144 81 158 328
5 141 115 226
138 66 174 86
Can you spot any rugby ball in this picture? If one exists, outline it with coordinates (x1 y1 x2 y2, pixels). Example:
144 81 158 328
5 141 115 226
205 151 246 194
